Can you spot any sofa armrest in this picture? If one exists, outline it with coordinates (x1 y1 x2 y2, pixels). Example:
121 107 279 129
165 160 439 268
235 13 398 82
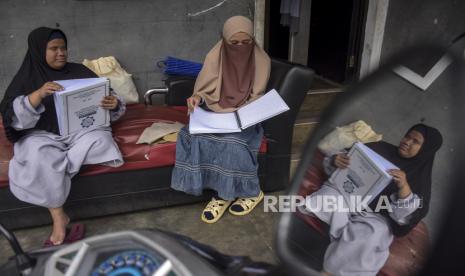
144 87 169 105
145 76 196 106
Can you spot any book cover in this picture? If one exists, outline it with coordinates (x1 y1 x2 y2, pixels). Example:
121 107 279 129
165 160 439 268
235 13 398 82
329 142 399 205
53 78 110 136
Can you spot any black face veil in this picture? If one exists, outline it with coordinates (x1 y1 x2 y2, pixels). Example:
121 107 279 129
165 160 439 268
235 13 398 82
0 27 97 142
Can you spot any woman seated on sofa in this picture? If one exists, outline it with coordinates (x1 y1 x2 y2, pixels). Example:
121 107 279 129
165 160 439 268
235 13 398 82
171 16 271 223
304 124 442 276
0 27 125 246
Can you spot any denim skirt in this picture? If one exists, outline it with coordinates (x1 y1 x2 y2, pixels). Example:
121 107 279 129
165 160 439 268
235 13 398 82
171 124 263 200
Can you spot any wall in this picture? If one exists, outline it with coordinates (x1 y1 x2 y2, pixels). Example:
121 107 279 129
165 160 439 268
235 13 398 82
381 0 465 64
0 0 254 101
371 0 465 238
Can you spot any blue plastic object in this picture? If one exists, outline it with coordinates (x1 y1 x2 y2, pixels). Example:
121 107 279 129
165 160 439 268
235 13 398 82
158 56 203 77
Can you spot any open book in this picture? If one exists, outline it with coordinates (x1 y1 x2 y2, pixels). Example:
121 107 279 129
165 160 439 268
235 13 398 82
329 142 399 205
53 78 110 136
189 89 289 134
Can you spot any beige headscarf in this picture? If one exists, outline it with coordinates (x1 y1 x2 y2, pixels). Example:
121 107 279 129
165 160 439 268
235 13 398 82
192 16 271 113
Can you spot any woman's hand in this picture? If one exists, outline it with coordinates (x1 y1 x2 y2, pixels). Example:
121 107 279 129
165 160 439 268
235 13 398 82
333 154 350 169
36 82 64 98
28 82 64 108
388 169 412 198
187 95 201 114
101 95 119 110
388 169 408 189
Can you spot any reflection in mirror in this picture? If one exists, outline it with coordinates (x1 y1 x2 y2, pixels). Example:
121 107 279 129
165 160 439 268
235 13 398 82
276 44 465 276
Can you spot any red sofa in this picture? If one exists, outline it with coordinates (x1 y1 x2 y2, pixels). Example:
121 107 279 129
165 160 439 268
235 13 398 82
293 151 429 275
0 59 314 230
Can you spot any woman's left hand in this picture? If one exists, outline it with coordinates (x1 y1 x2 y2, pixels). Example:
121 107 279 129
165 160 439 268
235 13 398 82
388 169 408 189
388 169 412 199
101 95 118 110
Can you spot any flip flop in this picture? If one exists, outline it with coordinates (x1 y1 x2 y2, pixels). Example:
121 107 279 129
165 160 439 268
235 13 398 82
43 223 86 248
64 223 85 243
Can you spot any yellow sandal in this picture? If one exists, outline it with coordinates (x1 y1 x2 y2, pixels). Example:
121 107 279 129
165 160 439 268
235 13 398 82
229 191 264 216
201 197 232 223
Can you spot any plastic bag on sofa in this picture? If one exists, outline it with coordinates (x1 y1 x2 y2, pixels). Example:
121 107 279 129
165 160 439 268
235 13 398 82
83 56 139 104
317 120 382 155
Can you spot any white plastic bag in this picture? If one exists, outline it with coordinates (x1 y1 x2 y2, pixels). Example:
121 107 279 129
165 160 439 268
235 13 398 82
317 120 383 155
83 56 139 104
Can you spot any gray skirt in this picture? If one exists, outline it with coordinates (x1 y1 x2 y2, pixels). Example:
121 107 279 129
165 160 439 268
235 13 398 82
308 183 393 276
8 127 124 208
171 125 263 200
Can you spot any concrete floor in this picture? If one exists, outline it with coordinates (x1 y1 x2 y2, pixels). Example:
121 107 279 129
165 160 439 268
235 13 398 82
0 194 282 266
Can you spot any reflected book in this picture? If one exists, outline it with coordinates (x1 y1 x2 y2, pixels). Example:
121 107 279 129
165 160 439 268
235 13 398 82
329 142 399 205
53 78 110 136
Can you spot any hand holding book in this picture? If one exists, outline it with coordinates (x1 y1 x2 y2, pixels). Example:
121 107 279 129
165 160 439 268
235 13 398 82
388 169 412 198
36 82 64 98
28 81 64 108
333 154 351 169
388 169 408 188
100 95 118 110
333 153 408 188
187 95 201 115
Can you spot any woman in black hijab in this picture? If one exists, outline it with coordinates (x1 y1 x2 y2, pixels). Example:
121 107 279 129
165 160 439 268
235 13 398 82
366 124 442 236
0 27 125 246
310 124 442 275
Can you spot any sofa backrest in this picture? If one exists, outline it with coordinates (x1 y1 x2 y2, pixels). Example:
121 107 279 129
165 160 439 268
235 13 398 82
264 59 314 155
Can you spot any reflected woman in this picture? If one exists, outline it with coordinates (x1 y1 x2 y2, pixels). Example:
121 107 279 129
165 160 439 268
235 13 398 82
307 124 442 276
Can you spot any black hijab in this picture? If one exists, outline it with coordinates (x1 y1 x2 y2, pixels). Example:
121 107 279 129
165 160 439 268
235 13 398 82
367 124 443 236
0 27 97 142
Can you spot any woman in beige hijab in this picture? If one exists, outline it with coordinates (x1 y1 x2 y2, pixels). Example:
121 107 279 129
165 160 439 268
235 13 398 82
171 16 271 223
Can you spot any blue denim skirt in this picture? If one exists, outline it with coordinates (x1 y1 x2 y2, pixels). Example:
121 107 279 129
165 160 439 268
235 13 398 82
171 125 263 200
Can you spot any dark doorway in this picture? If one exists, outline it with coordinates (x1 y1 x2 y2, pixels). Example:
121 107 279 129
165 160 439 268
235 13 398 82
307 0 368 84
265 0 367 84
265 0 290 60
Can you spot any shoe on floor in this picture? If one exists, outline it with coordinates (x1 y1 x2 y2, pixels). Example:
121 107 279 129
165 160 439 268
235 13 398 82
229 191 264 216
43 223 86 248
201 197 232 224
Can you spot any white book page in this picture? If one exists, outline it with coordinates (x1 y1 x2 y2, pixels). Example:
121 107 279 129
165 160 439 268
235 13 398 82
355 142 399 200
358 142 399 171
188 107 240 134
237 89 290 129
55 78 107 93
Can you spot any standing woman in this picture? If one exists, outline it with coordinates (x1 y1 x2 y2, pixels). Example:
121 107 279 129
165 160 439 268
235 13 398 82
0 27 125 246
171 16 271 223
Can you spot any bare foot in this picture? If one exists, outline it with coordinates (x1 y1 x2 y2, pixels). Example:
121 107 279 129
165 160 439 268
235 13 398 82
48 207 70 245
